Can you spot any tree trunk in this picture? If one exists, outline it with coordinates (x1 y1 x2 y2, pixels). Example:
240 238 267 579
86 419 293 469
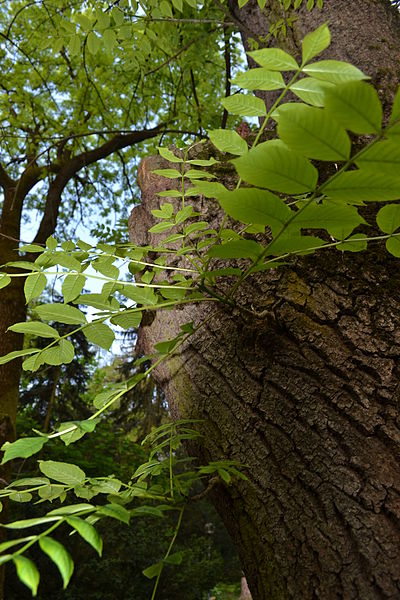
129 2 400 598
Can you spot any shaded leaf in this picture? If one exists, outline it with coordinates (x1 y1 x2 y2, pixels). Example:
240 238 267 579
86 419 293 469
24 272 47 302
207 240 263 259
324 81 382 134
323 171 400 203
273 103 351 160
376 204 400 234
83 323 114 350
8 321 60 339
218 188 292 234
35 303 86 325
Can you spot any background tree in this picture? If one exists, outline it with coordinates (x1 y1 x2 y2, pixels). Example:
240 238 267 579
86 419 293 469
132 1 400 598
0 0 234 475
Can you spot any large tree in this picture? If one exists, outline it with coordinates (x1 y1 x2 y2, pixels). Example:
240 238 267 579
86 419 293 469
131 1 400 598
0 0 229 471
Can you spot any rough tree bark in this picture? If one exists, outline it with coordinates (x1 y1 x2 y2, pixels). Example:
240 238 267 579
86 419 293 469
129 2 400 598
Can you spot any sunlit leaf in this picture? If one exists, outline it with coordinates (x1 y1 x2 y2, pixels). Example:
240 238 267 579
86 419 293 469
302 22 331 63
273 103 351 160
247 47 298 70
13 556 40 596
1 436 48 464
39 461 86 487
221 94 266 117
233 140 318 193
39 536 74 588
303 60 368 83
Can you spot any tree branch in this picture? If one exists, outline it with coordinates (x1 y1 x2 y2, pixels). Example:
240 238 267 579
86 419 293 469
32 125 166 245
0 163 14 191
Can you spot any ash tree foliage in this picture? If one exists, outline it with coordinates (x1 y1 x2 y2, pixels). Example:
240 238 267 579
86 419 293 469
1 0 400 597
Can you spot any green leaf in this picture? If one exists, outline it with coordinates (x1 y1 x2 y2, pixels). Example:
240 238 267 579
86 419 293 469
87 31 100 54
143 561 163 579
19 244 45 253
302 22 330 64
97 503 130 524
336 233 367 252
13 556 40 596
184 169 215 180
157 147 183 163
324 81 382 134
39 461 86 487
24 272 47 302
247 48 298 71
207 240 263 259
9 491 32 502
386 236 400 257
355 140 400 173
152 168 182 179
233 140 318 194
8 321 60 339
0 274 11 289
293 201 365 239
122 285 158 305
0 348 40 366
273 103 350 161
1 437 48 464
148 221 175 233
208 129 248 155
323 171 400 203
35 303 86 325
57 421 86 445
164 551 183 565
154 335 182 355
110 311 142 329
303 60 368 84
39 536 74 589
47 503 94 516
83 323 115 350
8 477 49 487
232 68 285 91
376 204 400 234
46 236 58 250
5 261 39 271
189 181 227 198
290 78 334 107
41 339 75 366
66 516 102 556
218 188 292 234
74 293 119 311
22 352 46 372
221 94 266 117
152 203 174 218
5 516 59 529
267 235 325 256
62 274 86 303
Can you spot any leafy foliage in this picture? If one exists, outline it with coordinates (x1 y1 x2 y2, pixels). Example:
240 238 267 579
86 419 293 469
2 10 400 599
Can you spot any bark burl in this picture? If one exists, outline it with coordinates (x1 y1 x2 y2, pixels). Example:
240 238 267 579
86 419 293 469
129 2 400 598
